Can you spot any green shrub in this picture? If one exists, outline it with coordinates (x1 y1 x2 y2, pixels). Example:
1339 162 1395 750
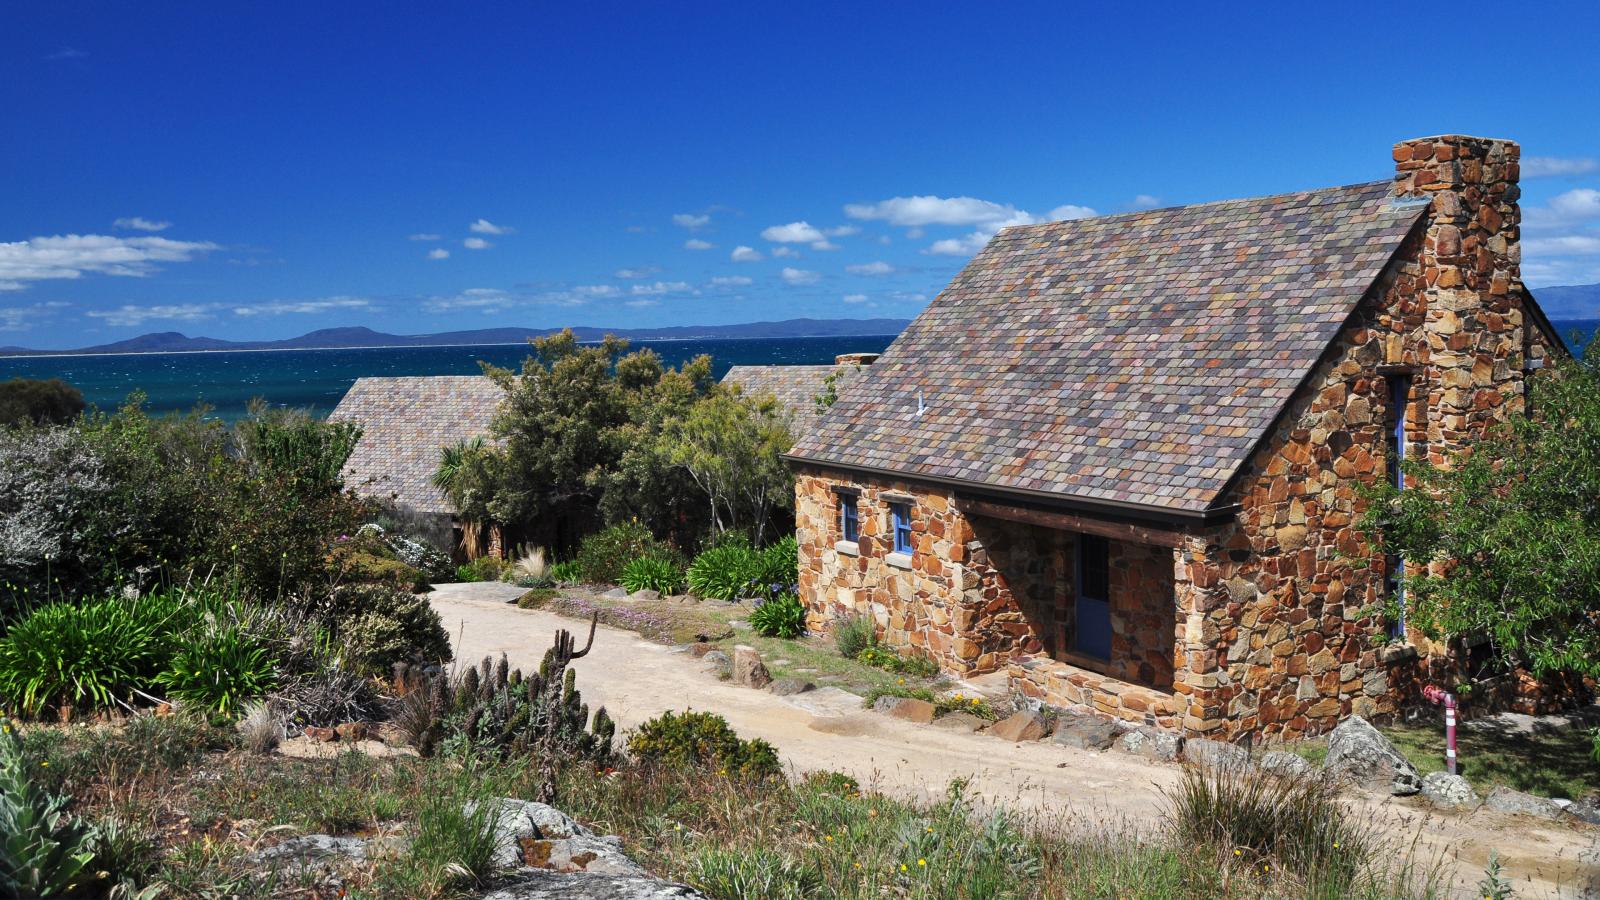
516 588 557 609
0 716 99 898
548 560 582 584
576 522 675 585
620 555 685 594
338 551 429 591
155 625 278 717
398 788 505 893
690 847 822 900
855 644 940 677
331 584 453 675
861 683 937 708
748 594 805 638
1165 764 1374 891
685 542 764 600
833 614 875 659
756 535 798 591
628 710 782 779
0 377 85 427
457 555 512 583
0 592 193 717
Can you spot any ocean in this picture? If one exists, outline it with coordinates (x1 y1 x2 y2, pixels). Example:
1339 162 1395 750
0 336 898 421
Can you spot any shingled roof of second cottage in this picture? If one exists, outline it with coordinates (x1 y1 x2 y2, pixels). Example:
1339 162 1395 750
330 375 503 515
722 363 865 438
788 180 1427 518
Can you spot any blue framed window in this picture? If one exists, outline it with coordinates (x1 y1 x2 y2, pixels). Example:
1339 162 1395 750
1388 374 1412 638
839 493 859 542
1075 534 1112 660
890 502 912 554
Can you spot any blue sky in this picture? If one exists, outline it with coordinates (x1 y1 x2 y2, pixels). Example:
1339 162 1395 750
4 1 1600 349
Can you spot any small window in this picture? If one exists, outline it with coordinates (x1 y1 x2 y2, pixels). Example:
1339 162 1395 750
890 502 913 554
839 494 859 543
1386 554 1406 640
1390 374 1411 491
1075 534 1111 660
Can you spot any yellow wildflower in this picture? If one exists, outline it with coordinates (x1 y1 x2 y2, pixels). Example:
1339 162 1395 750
918 858 926 866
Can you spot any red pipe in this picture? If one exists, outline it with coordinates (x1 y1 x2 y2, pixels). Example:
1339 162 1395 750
1422 685 1458 775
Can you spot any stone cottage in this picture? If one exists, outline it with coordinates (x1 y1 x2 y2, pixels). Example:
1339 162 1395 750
787 135 1567 741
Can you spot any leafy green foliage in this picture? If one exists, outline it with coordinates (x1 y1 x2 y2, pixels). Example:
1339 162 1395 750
154 625 278 717
628 710 782 779
749 594 806 638
515 588 558 609
855 644 940 677
833 614 876 660
0 593 191 716
1361 348 1600 682
547 560 582 584
660 388 796 546
691 848 823 900
405 790 505 892
686 541 764 600
575 522 677 585
329 583 452 675
620 555 685 594
0 378 85 427
0 716 99 898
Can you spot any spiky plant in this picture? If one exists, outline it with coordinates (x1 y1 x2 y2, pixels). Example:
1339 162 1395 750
0 717 99 898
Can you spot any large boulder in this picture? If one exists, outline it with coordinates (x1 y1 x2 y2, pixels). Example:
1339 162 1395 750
467 798 646 876
1484 786 1563 820
989 711 1049 742
1258 751 1314 780
1564 795 1600 826
1114 726 1183 762
1183 738 1250 773
731 645 772 689
1323 716 1422 795
481 871 709 899
930 711 986 732
872 695 936 724
1052 716 1118 751
1420 771 1479 809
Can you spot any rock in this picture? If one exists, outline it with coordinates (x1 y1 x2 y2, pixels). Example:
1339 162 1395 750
701 651 730 674
1563 795 1600 826
1420 771 1480 808
729 619 751 630
1052 716 1118 751
731 645 772 689
335 722 369 742
767 678 814 696
989 711 1048 742
685 643 716 659
304 726 338 742
481 871 709 899
629 589 661 603
468 798 646 875
931 711 986 732
872 695 936 724
1114 727 1183 762
250 834 370 875
1258 751 1314 780
1324 716 1422 795
601 588 630 599
1184 738 1250 772
1484 786 1563 820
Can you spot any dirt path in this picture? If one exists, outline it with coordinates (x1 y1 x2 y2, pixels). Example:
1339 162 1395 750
430 584 1600 898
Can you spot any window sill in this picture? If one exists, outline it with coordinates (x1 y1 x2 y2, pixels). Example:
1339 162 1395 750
885 551 913 570
1378 643 1419 665
834 540 860 556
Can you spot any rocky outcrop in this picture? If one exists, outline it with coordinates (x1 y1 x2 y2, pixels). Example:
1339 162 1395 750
1052 716 1118 751
1183 738 1249 773
1114 726 1183 762
1484 786 1563 820
989 711 1048 742
1420 772 1479 809
1258 751 1314 780
872 696 936 724
480 872 708 899
1323 716 1421 795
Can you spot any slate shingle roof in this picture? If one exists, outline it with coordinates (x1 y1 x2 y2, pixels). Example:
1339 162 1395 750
722 364 856 438
788 181 1425 517
329 376 502 515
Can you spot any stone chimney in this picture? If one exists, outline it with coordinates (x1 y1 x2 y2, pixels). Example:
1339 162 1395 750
1391 135 1525 459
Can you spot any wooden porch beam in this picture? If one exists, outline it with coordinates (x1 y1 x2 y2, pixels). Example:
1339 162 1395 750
956 497 1190 548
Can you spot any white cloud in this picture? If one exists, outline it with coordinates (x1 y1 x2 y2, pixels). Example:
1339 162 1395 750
1530 188 1600 227
1525 234 1600 256
709 276 752 287
232 296 373 317
0 302 67 332
730 245 763 262
463 237 491 250
427 248 450 260
615 266 661 279
46 47 88 60
469 218 514 235
762 221 827 243
1522 156 1600 178
842 293 869 304
826 225 859 237
845 195 1030 228
87 303 214 327
781 267 820 286
0 234 220 290
625 299 659 308
631 281 692 296
771 246 799 258
113 216 171 232
926 234 992 256
673 213 710 230
422 288 515 313
1130 195 1162 210
409 233 442 241
422 284 630 314
1046 205 1097 221
574 284 621 298
810 240 840 251
684 238 714 250
846 261 895 276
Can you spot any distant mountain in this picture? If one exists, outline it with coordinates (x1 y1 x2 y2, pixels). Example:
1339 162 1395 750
1533 283 1600 319
3 318 912 356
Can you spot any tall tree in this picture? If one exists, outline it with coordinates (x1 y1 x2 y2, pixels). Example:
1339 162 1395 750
661 388 795 545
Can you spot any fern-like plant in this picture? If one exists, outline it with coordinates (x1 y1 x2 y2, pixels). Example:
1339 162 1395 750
0 717 100 897
619 556 684 594
155 625 278 717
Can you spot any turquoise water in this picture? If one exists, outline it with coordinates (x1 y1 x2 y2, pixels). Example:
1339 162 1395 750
0 336 896 420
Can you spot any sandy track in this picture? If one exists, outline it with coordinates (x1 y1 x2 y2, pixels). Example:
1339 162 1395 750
429 583 1599 898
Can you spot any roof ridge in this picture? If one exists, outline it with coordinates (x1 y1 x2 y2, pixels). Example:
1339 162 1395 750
997 179 1392 238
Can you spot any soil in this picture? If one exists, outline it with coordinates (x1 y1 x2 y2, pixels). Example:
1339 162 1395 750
430 582 1600 899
